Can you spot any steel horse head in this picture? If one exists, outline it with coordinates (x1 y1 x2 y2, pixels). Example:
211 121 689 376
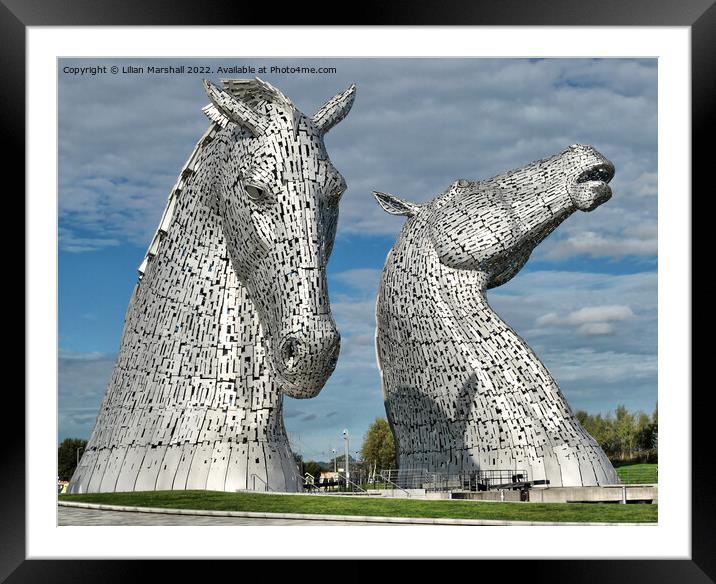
204 78 356 398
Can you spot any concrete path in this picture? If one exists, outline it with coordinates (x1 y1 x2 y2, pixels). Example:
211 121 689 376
58 501 652 526
58 505 395 526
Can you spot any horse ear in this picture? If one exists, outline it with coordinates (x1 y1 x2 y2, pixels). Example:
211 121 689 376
312 84 356 135
373 191 421 217
203 79 267 136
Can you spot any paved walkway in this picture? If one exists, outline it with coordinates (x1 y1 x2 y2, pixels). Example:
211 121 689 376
58 501 652 526
58 505 397 526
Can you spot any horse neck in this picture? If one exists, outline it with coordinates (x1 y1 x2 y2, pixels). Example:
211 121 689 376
380 223 576 432
110 127 285 440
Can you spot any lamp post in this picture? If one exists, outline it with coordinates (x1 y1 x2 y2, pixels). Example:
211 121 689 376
76 446 84 467
343 429 350 484
332 448 336 473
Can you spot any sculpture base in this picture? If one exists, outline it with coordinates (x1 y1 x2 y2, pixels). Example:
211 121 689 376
68 440 302 494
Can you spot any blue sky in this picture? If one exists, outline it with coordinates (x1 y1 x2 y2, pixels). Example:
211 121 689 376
58 58 658 462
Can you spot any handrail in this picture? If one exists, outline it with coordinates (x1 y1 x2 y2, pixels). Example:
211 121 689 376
300 472 321 493
377 472 411 498
249 474 273 492
339 473 369 493
377 468 531 493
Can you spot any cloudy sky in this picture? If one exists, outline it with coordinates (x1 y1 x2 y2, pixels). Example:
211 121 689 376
58 58 657 462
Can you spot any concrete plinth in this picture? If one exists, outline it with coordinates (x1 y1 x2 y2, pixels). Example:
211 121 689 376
451 490 523 502
527 484 657 504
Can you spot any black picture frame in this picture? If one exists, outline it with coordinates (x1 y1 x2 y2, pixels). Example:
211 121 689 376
7 0 707 580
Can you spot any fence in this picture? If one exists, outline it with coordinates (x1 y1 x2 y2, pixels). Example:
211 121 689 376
373 465 658 490
378 468 529 492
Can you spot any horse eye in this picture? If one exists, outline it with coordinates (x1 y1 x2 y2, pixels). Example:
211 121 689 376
245 185 265 201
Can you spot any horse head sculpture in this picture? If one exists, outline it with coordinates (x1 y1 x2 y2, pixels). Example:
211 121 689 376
68 79 356 494
375 144 614 289
205 78 355 398
374 144 618 487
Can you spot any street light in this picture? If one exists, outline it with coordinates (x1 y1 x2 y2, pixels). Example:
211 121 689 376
343 429 350 484
332 448 336 473
76 446 84 467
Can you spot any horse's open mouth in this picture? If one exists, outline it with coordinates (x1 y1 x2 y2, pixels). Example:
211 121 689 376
576 162 615 186
569 161 614 211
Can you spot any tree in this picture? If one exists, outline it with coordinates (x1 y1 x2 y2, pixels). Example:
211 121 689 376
580 412 617 457
303 460 322 480
635 421 655 452
635 412 653 452
326 454 355 472
634 403 658 453
57 438 88 481
360 417 396 474
615 405 637 459
575 403 658 463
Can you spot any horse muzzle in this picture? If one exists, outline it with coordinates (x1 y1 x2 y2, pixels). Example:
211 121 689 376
274 326 341 398
568 160 615 212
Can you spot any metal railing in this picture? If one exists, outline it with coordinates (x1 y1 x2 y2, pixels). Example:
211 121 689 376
250 473 273 492
375 472 412 497
300 472 322 493
309 473 370 493
379 468 529 492
338 473 369 493
248 470 376 494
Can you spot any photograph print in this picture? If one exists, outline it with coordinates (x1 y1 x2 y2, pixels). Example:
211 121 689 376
57 57 658 526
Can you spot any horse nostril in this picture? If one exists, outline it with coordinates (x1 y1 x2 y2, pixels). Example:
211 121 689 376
279 337 303 372
277 330 341 377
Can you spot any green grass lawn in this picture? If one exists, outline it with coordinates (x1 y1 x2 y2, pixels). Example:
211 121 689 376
615 463 658 484
59 490 656 523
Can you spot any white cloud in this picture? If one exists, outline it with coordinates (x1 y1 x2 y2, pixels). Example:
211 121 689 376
59 57 657 262
58 350 116 442
543 347 657 384
59 227 122 254
630 171 658 198
490 270 656 356
578 322 616 336
568 305 634 324
536 304 635 336
541 231 657 260
332 268 383 297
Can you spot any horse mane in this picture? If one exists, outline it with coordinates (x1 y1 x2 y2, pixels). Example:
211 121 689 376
133 126 218 293
137 78 294 289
